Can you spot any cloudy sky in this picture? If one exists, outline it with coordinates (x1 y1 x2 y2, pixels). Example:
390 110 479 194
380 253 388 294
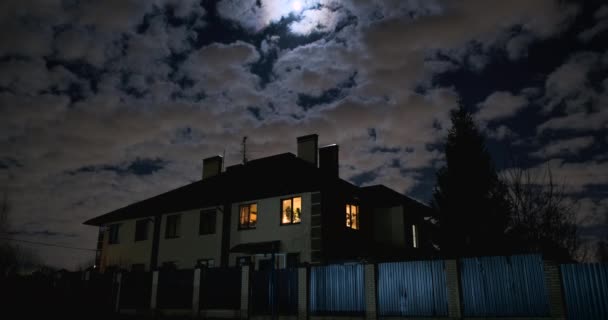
1 0 606 269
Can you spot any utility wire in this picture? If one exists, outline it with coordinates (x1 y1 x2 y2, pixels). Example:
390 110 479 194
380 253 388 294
0 237 97 252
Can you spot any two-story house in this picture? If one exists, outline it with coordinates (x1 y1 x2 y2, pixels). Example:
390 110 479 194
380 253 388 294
84 134 435 272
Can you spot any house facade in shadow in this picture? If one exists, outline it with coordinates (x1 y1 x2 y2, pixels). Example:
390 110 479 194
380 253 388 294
84 134 435 272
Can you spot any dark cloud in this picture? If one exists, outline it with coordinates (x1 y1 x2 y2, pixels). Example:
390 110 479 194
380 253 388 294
1 0 607 267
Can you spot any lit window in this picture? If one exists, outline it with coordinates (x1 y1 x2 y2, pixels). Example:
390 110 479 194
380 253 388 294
346 204 359 230
134 219 149 241
239 203 257 229
199 209 216 235
412 224 419 248
165 214 181 238
108 224 120 244
281 196 302 225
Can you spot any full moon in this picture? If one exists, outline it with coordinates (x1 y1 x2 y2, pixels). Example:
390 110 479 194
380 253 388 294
292 0 302 12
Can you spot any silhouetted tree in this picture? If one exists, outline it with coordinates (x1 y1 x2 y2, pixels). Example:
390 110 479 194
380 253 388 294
502 164 579 261
0 191 40 275
432 107 510 257
0 191 19 276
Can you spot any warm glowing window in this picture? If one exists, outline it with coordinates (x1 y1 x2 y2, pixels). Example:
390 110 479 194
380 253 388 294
412 224 419 248
346 204 359 230
239 203 257 229
281 197 302 225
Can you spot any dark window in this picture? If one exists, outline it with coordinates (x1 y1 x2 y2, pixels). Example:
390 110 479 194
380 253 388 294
135 219 149 241
236 256 252 266
196 259 215 268
199 209 216 235
108 224 120 244
131 264 145 272
239 203 257 229
165 214 181 239
281 196 302 225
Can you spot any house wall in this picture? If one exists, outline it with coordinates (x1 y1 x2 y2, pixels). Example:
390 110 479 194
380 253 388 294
100 218 153 271
373 206 406 247
157 206 223 269
228 192 314 267
318 187 369 263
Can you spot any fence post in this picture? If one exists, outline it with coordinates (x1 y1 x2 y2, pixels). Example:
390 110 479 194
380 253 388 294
298 266 308 320
114 272 122 313
192 268 201 318
445 260 462 319
240 265 250 319
150 270 159 311
544 260 566 320
364 264 377 320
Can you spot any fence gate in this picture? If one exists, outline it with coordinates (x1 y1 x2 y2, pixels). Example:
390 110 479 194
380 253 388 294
200 267 242 310
250 268 298 315
157 269 194 309
119 271 152 309
561 263 608 320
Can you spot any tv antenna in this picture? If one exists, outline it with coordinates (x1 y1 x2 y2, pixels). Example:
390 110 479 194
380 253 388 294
242 136 248 164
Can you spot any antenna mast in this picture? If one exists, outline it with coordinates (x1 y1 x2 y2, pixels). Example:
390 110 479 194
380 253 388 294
242 136 248 164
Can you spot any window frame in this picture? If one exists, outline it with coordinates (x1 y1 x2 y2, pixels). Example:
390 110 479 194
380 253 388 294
345 204 360 230
199 209 217 235
238 203 258 230
165 214 181 239
134 219 149 242
108 223 120 244
280 196 302 225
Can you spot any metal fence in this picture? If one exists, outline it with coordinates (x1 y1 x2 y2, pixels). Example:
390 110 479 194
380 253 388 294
157 269 193 309
561 263 608 320
377 259 448 316
309 264 365 315
199 267 241 310
250 268 298 315
120 271 152 309
460 254 550 317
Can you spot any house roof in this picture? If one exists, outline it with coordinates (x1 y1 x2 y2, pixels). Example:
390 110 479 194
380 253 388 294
83 152 431 226
84 153 349 226
360 185 434 217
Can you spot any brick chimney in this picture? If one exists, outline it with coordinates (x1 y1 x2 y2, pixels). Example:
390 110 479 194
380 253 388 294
297 134 318 167
202 155 223 179
319 144 339 177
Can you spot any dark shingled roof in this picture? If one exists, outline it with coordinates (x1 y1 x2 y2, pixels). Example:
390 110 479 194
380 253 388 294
84 153 354 226
360 185 434 217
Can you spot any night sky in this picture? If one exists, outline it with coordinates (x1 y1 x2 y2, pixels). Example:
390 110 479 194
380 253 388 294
1 0 607 269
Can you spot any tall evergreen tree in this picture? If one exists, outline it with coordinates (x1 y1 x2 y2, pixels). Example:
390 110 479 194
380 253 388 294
432 107 510 257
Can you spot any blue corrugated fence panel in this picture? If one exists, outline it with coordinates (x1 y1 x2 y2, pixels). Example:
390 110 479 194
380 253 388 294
561 263 608 320
460 254 550 317
309 264 365 314
377 260 448 316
